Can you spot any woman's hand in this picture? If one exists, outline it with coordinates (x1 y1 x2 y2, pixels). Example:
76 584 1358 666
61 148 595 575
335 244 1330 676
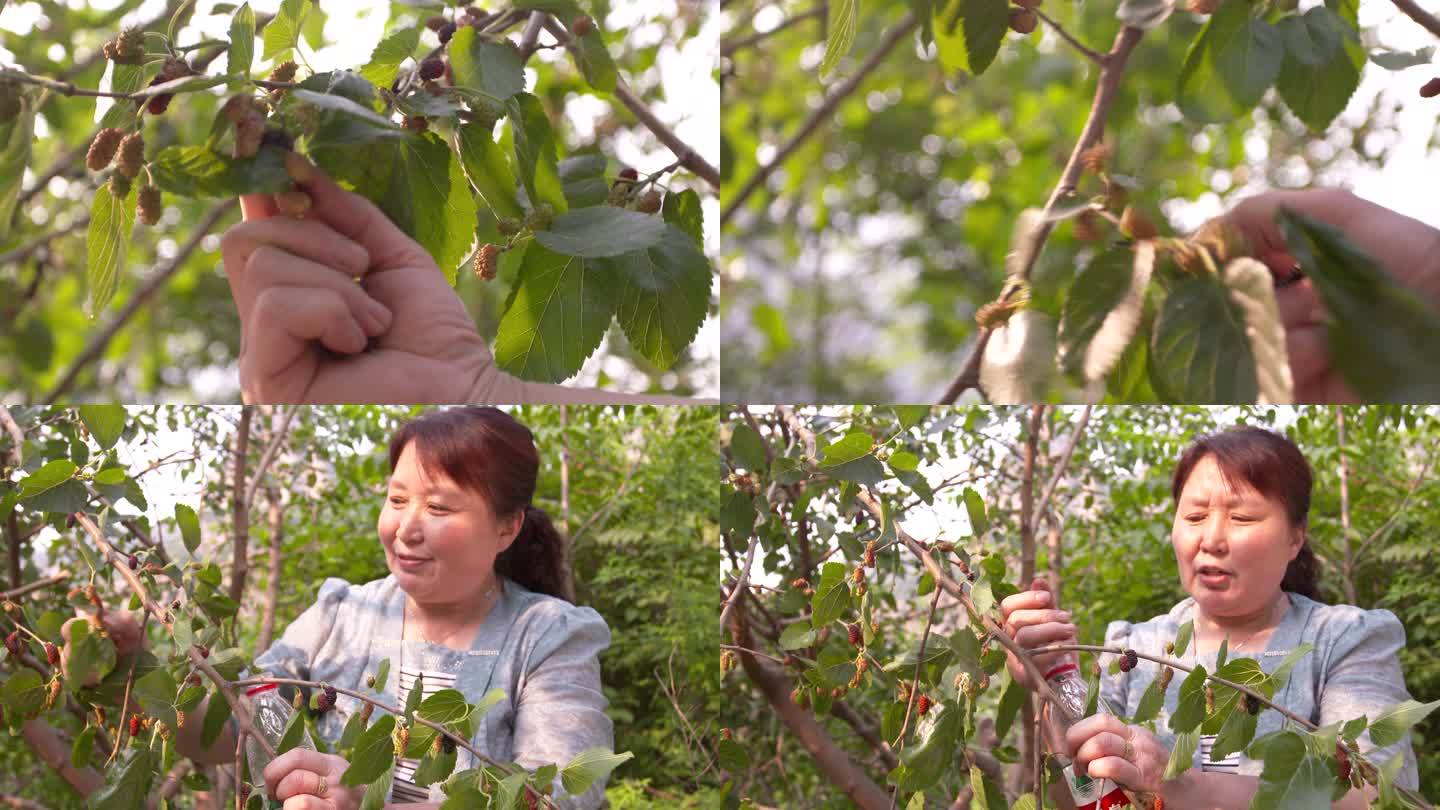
223 153 495 404
1065 714 1170 794
1000 578 1078 692
1204 188 1440 403
263 748 368 810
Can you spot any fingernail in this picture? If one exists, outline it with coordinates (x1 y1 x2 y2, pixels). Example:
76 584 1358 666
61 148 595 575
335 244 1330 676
1059 611 1072 621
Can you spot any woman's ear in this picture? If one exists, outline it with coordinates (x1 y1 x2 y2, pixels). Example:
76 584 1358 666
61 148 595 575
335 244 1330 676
1289 526 1305 560
499 510 525 549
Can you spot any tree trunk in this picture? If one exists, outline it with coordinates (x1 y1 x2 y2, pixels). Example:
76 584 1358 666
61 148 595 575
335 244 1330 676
727 593 891 810
228 407 253 605
257 486 284 652
1334 407 1358 604
19 717 103 796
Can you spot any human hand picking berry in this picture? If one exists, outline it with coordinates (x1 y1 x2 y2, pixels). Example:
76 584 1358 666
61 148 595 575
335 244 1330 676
1064 713 1170 794
262 748 367 810
223 153 694 405
1197 188 1440 403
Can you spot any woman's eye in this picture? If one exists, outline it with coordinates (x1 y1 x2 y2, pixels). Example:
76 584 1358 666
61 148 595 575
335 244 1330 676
1232 515 1255 522
388 497 406 506
428 504 451 513
1185 514 1205 522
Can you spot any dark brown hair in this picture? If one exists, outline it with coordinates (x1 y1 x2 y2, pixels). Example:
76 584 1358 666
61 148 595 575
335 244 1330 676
1170 425 1322 601
388 407 568 600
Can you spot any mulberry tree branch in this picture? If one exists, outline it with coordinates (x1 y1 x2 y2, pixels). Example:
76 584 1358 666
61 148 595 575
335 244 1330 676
720 12 918 227
940 25 1145 404
1389 0 1440 39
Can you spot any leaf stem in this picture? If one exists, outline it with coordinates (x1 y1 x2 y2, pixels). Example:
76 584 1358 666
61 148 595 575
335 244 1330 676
1031 8 1106 65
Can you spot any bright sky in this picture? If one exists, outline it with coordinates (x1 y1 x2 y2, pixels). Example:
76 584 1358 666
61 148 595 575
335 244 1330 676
0 0 720 397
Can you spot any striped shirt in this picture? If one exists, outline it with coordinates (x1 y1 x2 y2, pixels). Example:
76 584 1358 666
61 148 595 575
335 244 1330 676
390 666 459 803
1198 734 1240 773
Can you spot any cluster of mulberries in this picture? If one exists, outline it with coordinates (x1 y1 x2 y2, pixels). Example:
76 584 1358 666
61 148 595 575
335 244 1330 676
315 684 338 713
101 28 145 65
419 56 446 82
474 244 501 281
10 629 30 654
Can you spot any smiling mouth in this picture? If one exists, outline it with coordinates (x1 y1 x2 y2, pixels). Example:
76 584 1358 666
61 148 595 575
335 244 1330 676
397 555 432 563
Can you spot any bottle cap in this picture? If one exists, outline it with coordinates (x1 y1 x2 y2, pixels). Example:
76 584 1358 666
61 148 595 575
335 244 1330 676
1044 663 1079 681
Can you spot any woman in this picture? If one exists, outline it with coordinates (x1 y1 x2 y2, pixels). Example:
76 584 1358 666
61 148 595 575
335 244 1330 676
1001 426 1420 808
120 407 612 808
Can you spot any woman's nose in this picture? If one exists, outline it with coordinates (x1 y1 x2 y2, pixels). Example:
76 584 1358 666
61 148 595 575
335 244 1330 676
1199 513 1227 551
396 506 422 540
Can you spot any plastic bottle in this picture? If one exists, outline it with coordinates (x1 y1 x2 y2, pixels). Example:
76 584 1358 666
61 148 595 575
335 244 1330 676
1045 661 1132 809
243 681 315 809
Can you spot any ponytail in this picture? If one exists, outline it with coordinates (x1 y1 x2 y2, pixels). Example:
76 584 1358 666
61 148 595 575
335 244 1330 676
496 506 569 601
1281 542 1323 602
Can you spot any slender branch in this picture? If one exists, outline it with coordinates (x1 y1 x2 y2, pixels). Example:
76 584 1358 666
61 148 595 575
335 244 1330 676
518 11 547 58
0 406 23 464
720 532 763 635
43 200 235 404
1352 438 1438 565
1032 8 1105 66
889 585 942 809
228 407 253 604
721 12 918 227
0 217 93 267
1389 0 1440 39
719 643 787 664
1032 405 1092 530
243 405 299 513
0 572 73 602
940 26 1145 403
539 17 720 190
721 6 825 58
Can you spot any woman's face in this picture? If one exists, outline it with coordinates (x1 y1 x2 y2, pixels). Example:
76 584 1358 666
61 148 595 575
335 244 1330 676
378 443 521 603
1172 454 1302 619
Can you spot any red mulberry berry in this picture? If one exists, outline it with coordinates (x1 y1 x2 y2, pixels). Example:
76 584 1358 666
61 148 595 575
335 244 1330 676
438 22 457 44
129 714 142 737
1124 649 1139 671
426 15 448 31
917 694 932 715
127 554 139 570
474 243 500 281
571 15 595 37
720 728 732 741
360 702 374 722
616 167 638 183
4 631 21 656
1007 8 1038 34
441 734 456 754
1121 205 1159 240
864 540 877 568
147 94 174 115
1243 693 1261 715
847 623 861 647
852 567 864 585
791 578 809 590
196 645 209 658
87 128 124 171
1158 667 1174 689
44 642 59 666
1335 744 1351 781
170 600 181 612
188 674 202 686
419 57 446 81
1422 78 1440 98
1154 798 1165 810
44 677 62 711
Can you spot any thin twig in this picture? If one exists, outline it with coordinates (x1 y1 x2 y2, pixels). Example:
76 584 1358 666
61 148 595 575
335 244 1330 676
940 26 1145 403
518 11 547 58
719 643 787 664
1352 438 1438 565
0 217 92 267
721 13 918 227
1032 8 1105 66
721 6 825 58
1389 0 1440 39
43 200 235 404
889 586 942 810
540 16 720 189
720 532 764 635
0 572 72 602
1032 405 1092 529
243 405 300 513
